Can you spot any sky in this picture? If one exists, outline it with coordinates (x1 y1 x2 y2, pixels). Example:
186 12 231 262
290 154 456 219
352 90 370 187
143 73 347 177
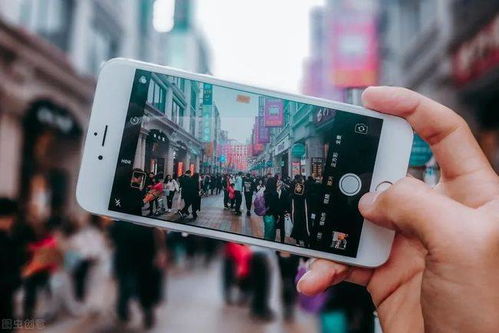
195 0 325 93
212 86 259 143
194 0 325 142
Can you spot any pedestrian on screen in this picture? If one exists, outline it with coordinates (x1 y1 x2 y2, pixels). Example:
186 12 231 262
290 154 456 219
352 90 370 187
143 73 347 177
164 175 179 212
297 86 499 333
290 175 309 247
179 170 195 218
243 173 256 216
234 172 244 215
191 173 201 220
222 174 230 209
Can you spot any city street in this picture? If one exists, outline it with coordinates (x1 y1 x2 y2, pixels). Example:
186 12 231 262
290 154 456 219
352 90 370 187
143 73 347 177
161 193 265 239
40 256 318 333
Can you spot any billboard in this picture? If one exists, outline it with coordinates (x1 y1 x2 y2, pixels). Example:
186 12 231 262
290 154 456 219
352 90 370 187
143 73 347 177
257 97 270 143
263 98 284 127
453 13 499 85
329 0 378 88
251 126 264 156
201 83 213 142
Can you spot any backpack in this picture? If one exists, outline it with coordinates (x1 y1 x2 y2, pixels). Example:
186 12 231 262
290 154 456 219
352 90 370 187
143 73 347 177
253 189 267 216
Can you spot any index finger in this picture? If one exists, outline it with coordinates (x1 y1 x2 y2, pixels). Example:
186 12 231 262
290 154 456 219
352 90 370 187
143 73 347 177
362 87 494 182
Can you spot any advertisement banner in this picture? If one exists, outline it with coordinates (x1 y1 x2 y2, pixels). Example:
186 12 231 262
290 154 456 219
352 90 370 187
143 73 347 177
252 126 264 156
329 0 378 87
257 98 270 143
292 162 301 176
311 157 324 179
314 106 336 126
263 98 284 127
202 84 213 143
453 13 499 85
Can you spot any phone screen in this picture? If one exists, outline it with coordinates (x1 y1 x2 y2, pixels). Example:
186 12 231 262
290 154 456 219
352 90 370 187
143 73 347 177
108 69 383 257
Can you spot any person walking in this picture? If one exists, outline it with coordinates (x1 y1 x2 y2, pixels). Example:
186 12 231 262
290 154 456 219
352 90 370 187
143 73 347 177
179 170 195 218
290 175 309 247
273 178 292 243
164 175 179 212
276 252 300 321
216 174 223 195
243 173 256 216
222 174 230 208
263 177 279 241
0 199 26 331
110 222 166 329
191 173 202 220
150 176 164 216
234 172 243 215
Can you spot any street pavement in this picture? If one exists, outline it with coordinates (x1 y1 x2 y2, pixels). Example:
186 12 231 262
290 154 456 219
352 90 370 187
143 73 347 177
163 192 264 238
155 192 295 244
40 257 319 333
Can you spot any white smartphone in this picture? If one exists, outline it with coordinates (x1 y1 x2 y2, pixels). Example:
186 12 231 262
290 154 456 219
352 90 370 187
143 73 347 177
77 58 413 267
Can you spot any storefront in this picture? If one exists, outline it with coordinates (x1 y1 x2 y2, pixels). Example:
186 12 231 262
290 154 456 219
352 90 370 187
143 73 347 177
273 135 291 178
145 129 169 175
0 20 94 219
299 106 334 179
451 10 499 171
19 101 82 220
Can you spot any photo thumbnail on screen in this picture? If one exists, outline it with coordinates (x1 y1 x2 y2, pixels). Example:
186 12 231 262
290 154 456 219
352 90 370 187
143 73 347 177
109 69 383 257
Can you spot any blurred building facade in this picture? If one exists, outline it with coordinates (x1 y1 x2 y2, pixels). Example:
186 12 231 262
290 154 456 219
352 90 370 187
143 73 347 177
134 73 204 177
0 0 188 220
379 0 499 171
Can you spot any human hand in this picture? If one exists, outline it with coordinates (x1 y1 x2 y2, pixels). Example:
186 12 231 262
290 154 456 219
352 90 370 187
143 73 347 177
297 87 499 333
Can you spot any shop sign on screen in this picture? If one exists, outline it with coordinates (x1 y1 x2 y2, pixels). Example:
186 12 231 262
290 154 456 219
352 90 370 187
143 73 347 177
315 107 336 126
311 157 324 178
202 83 213 142
257 97 270 143
292 162 301 176
264 98 284 127
274 136 291 156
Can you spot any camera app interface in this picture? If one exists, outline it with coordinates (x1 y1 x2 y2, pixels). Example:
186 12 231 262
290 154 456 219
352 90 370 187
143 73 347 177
109 69 383 257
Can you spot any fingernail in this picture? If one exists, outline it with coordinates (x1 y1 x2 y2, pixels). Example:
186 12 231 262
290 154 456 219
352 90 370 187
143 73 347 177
359 192 377 210
297 270 313 293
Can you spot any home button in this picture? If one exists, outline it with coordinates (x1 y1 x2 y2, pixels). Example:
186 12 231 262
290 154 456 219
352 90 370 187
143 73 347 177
375 181 393 192
339 173 362 196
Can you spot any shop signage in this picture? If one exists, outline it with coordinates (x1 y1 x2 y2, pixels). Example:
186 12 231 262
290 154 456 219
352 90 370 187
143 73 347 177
409 134 433 167
291 143 306 158
203 83 213 105
314 107 336 126
202 84 213 142
257 97 270 143
292 162 301 176
329 0 379 87
264 97 284 127
252 127 264 156
311 157 324 178
453 13 499 85
274 136 291 156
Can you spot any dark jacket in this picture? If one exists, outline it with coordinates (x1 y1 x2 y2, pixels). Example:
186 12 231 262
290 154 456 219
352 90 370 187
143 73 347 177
264 188 291 217
181 176 197 201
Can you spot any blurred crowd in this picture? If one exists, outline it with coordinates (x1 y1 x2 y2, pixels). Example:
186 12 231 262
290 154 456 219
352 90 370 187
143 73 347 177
1 191 375 332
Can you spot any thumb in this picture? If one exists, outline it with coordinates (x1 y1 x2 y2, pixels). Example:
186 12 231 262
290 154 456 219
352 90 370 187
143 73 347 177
359 177 470 249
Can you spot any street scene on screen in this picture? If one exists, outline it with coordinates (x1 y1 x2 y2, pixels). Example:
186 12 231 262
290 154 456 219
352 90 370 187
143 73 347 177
112 72 382 257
